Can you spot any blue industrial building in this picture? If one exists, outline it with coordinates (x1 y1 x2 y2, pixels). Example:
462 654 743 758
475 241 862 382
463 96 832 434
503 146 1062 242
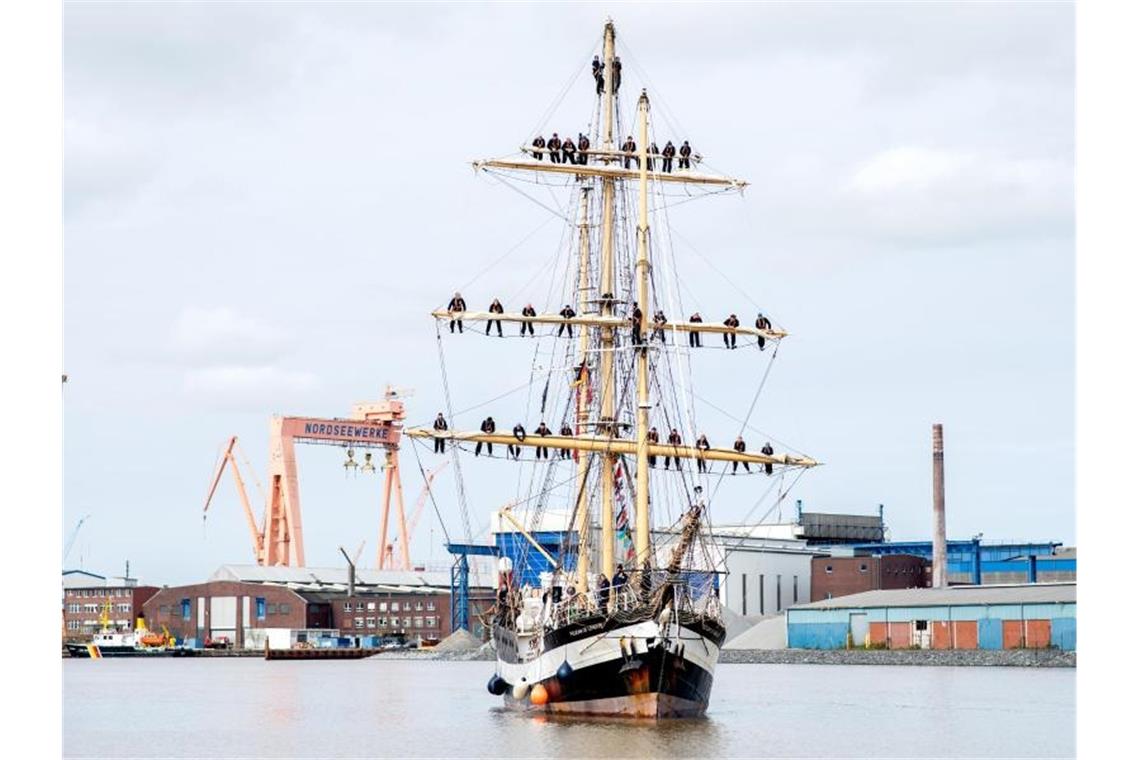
839 540 1075 585
786 583 1076 651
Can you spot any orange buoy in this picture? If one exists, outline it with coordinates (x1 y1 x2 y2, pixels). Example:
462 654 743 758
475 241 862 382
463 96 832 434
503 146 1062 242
529 683 549 706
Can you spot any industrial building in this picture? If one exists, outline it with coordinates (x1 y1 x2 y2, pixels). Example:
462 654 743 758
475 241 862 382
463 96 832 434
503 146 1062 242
62 569 159 637
785 583 1076 651
811 554 929 601
142 565 494 648
839 541 1076 584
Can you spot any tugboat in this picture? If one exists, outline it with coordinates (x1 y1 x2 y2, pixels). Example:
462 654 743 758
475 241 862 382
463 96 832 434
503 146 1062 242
407 19 818 718
66 601 192 658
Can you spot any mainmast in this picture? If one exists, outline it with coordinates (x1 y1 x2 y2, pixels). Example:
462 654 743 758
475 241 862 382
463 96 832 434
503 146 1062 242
574 186 591 593
634 90 651 565
598 19 618 584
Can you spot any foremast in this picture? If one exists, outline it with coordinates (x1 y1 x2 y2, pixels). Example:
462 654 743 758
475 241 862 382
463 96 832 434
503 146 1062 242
598 19 618 589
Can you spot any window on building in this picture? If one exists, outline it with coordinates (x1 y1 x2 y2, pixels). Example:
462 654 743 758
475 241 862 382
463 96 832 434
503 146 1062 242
825 565 833 574
343 602 352 613
427 601 436 611
356 602 365 612
415 601 423 611
776 575 782 612
426 616 436 628
826 592 833 600
414 617 423 628
741 574 747 616
256 597 266 621
404 617 411 627
404 602 412 611
759 575 765 616
279 604 291 615
354 617 364 628
915 620 928 631
378 602 387 612
267 603 279 615
859 563 868 573
366 617 375 628
117 604 131 613
181 598 191 620
367 602 376 611
379 617 388 627
792 576 798 604
159 605 170 615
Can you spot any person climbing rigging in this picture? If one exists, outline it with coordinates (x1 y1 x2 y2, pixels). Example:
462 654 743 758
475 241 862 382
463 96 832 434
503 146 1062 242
696 433 711 473
592 56 604 95
688 312 703 347
723 313 740 349
647 426 659 467
558 304 576 337
732 435 750 473
447 292 467 333
679 140 692 170
535 422 552 459
755 312 772 351
559 423 573 458
612 56 623 92
521 303 537 336
666 428 682 470
486 298 504 337
761 441 775 475
432 412 448 454
661 141 675 173
475 416 496 457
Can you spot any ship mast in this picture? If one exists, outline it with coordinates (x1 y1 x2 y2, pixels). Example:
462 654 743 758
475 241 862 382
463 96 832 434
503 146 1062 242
574 186 591 593
634 90 651 565
598 19 618 585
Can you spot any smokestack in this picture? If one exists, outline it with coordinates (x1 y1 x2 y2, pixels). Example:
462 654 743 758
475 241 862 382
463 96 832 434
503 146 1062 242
932 424 947 588
338 546 356 598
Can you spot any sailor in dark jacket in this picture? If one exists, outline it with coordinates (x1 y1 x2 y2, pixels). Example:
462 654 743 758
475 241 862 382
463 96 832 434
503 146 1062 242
666 428 682 470
432 412 448 454
549 132 561 163
535 422 552 459
688 311 703 347
521 303 537 336
652 310 667 342
592 56 604 95
732 435 749 473
613 56 623 92
621 136 638 169
630 302 644 345
475 416 496 457
577 133 590 165
696 433 711 473
531 135 546 160
447 292 467 333
558 305 576 337
562 135 576 165
486 298 504 337
723 313 740 349
509 424 526 460
647 142 658 171
679 140 692 170
559 423 573 458
761 442 775 475
647 426 659 467
661 141 676 173
755 312 772 351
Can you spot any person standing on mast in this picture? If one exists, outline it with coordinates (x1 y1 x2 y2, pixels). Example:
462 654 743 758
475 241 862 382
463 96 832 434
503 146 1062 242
688 312 703 347
647 141 658 171
447 291 467 333
666 428 682 470
486 298 504 337
647 426 659 467
549 132 561 163
558 304 576 337
559 423 573 459
696 433 711 473
432 413 448 454
475 416 495 457
679 140 693 170
577 132 590 165
621 136 638 169
534 421 552 459
761 442 775 475
661 140 675 173
723 313 740 349
531 135 545 160
732 435 750 473
630 302 644 345
755 311 772 350
510 424 526 460
652 310 667 342
562 135 576 164
521 303 537 336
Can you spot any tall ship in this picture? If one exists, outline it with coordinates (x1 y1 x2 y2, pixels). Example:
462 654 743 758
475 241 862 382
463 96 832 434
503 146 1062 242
408 19 818 718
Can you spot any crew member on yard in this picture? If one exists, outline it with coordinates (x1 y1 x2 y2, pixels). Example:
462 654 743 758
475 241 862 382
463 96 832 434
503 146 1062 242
558 304 576 337
755 312 772 351
688 312 703 347
732 435 749 473
509 424 526 460
666 428 682 470
647 142 658 171
630 302 644 345
661 141 675 173
475 416 496 457
559 423 573 459
531 135 546 160
447 291 467 333
696 433 711 473
486 298 504 337
521 303 537 336
679 140 692 170
535 421 552 459
549 132 561 163
652 310 667 342
433 412 448 454
577 133 590 165
761 441 775 475
562 135 576 164
621 136 638 169
723 313 740 349
647 426 659 467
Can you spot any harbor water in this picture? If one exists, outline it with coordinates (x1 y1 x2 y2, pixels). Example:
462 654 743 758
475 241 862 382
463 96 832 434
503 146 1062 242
64 659 1074 758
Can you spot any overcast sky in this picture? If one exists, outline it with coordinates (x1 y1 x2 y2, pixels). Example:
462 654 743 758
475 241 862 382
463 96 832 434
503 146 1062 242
64 2 1073 585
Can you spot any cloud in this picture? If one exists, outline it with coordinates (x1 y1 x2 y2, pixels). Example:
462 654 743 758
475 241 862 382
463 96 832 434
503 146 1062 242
170 306 285 365
183 366 319 411
840 146 1072 244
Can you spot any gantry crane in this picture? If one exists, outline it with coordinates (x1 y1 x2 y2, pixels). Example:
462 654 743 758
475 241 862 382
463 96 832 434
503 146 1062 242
202 387 410 568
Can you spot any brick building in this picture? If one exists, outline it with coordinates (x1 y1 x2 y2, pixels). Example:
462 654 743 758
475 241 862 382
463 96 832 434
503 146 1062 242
142 565 493 648
62 570 159 638
810 554 929 602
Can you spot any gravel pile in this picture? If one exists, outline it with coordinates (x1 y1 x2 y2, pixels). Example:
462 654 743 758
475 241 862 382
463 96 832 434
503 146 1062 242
723 613 787 650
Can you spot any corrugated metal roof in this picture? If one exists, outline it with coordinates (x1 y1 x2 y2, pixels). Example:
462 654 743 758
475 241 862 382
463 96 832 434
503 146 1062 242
209 564 455 589
792 583 1076 610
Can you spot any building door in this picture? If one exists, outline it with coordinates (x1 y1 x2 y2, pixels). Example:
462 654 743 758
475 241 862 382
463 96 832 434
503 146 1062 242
913 620 932 649
849 613 869 648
